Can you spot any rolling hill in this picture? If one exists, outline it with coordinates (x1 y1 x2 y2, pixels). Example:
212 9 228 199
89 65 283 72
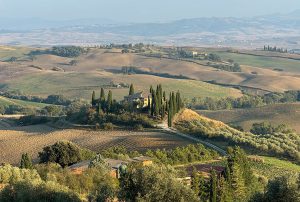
198 103 300 133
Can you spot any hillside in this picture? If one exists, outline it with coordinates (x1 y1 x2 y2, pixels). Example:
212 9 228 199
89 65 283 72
0 95 49 108
198 103 300 133
0 48 243 101
173 109 300 162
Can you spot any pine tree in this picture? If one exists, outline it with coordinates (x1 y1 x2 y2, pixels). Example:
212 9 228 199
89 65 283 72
129 84 135 95
20 153 33 169
92 91 96 106
107 90 113 112
210 169 217 202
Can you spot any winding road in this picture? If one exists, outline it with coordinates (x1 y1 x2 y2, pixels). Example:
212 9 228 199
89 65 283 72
157 123 227 156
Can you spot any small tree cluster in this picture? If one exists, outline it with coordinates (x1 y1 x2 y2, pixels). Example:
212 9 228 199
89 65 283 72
91 88 118 114
263 45 288 53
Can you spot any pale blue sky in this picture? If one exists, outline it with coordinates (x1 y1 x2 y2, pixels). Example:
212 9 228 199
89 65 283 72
0 0 300 22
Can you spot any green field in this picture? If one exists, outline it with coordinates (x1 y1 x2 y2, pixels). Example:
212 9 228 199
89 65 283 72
214 51 300 73
3 72 241 101
0 46 32 61
0 96 49 108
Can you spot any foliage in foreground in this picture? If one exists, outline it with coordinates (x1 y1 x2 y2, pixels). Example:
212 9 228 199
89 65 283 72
119 164 199 202
38 141 95 167
100 144 219 165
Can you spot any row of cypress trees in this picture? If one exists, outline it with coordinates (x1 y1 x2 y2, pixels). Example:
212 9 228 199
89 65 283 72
91 84 183 127
148 84 183 127
92 88 113 113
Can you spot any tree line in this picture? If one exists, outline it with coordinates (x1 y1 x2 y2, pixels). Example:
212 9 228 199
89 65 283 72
190 90 300 110
263 45 288 53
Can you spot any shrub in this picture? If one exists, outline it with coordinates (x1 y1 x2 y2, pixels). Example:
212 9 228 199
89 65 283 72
102 122 115 130
133 124 144 131
0 181 81 202
38 141 82 167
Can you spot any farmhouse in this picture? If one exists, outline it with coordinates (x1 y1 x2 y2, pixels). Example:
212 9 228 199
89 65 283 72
123 92 152 109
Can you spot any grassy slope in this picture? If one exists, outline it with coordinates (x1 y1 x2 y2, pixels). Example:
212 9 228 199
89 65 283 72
0 46 32 61
3 71 241 101
198 103 300 133
173 109 300 160
211 156 300 181
0 96 49 108
215 51 300 73
250 156 300 181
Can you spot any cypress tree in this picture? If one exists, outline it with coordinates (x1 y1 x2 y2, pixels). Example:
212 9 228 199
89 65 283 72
92 91 96 106
129 84 135 95
107 90 113 112
100 88 105 102
20 153 33 169
172 92 176 113
154 93 159 116
163 91 166 101
210 169 217 202
151 90 156 116
161 103 165 119
168 97 173 127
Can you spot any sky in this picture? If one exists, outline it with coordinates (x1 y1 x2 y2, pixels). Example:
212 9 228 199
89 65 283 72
0 0 300 22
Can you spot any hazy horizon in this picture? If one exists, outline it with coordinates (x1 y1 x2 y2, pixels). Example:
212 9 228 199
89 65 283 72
1 0 300 23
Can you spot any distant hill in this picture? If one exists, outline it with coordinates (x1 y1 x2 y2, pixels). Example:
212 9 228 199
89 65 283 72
1 10 300 47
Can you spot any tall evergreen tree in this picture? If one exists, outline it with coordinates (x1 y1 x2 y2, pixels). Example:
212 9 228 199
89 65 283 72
129 84 135 95
191 167 200 196
107 90 113 112
150 85 153 94
92 91 96 106
20 153 33 169
100 88 105 102
210 169 217 202
163 91 166 101
168 98 173 127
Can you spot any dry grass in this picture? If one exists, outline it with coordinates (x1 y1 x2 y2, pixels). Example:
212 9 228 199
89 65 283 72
0 125 194 165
